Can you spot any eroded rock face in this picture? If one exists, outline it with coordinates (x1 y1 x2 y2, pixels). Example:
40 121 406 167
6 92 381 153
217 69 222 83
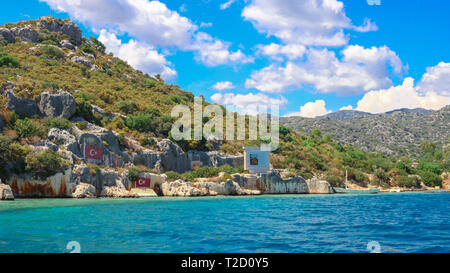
3 89 38 117
6 169 76 198
121 171 167 192
258 171 308 194
100 180 138 198
231 174 259 190
306 178 334 194
59 40 75 50
38 18 82 46
0 28 14 43
38 90 76 119
158 139 190 173
161 180 208 197
187 151 244 168
11 26 39 42
442 172 450 190
195 180 261 196
0 183 14 200
72 183 96 198
47 128 80 155
131 150 160 170
71 56 92 68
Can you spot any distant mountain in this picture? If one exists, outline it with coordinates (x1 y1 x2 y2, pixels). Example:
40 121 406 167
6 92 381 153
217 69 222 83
319 110 373 121
281 106 450 157
384 108 434 115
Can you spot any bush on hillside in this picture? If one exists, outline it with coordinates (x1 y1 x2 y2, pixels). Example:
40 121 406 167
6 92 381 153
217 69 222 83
25 149 69 180
14 118 46 139
42 117 72 130
419 170 442 187
39 45 64 60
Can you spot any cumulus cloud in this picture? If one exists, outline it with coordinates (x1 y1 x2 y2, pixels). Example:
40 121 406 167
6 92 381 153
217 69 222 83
41 0 250 67
246 45 405 95
242 0 377 47
210 92 287 114
417 62 450 96
355 77 449 114
257 43 306 61
98 30 176 80
212 81 235 91
190 32 254 66
339 105 353 111
283 100 331 118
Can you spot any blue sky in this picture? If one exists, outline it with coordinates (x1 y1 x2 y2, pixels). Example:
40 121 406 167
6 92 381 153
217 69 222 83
1 0 449 116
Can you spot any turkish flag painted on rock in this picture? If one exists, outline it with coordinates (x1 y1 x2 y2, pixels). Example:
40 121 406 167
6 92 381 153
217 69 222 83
136 177 151 188
85 145 102 160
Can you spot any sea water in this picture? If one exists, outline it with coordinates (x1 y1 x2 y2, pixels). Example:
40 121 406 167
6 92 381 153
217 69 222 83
0 192 449 253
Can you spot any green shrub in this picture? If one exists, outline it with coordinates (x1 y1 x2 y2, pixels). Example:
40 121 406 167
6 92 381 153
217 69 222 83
42 117 72 130
75 99 102 125
169 94 182 104
0 134 11 172
141 137 156 147
90 36 106 54
396 175 421 188
127 166 144 182
39 45 64 60
419 170 442 187
80 43 96 56
0 55 19 67
418 162 443 175
14 118 45 139
25 150 69 179
326 175 342 187
144 78 156 88
126 113 153 133
165 171 181 182
117 100 138 115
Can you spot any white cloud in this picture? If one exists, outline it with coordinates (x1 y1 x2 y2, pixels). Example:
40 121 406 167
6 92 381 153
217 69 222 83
179 4 187 13
200 22 213 28
220 0 237 10
98 30 176 80
339 105 353 111
41 0 250 67
42 0 196 48
355 77 450 114
283 100 331 118
417 62 450 96
257 43 306 61
242 0 377 47
210 92 287 114
191 32 254 66
212 81 235 91
246 45 405 95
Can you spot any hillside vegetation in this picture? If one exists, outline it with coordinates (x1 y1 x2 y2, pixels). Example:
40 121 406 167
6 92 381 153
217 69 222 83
281 107 450 158
0 17 448 189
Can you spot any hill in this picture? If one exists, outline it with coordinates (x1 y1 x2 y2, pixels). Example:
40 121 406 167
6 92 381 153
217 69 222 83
0 17 448 193
281 106 450 158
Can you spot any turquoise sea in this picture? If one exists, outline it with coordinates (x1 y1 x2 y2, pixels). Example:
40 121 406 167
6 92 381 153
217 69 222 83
0 192 449 253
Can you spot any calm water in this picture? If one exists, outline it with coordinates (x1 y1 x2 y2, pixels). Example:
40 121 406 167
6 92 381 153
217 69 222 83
0 192 449 253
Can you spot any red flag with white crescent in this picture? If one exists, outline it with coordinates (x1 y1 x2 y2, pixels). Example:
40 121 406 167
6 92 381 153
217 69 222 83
85 145 102 160
136 177 151 188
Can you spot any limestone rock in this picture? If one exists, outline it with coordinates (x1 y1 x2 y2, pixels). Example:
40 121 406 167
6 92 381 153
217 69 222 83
38 18 82 46
188 150 244 168
6 169 75 198
60 40 75 50
100 180 138 198
71 56 92 68
306 178 334 194
0 28 14 43
161 180 208 197
442 172 450 190
231 173 259 190
38 90 76 119
72 183 96 198
130 188 158 197
158 139 190 173
47 128 80 155
0 183 14 200
258 170 308 194
3 89 38 117
131 149 160 170
72 164 91 183
11 26 39 43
